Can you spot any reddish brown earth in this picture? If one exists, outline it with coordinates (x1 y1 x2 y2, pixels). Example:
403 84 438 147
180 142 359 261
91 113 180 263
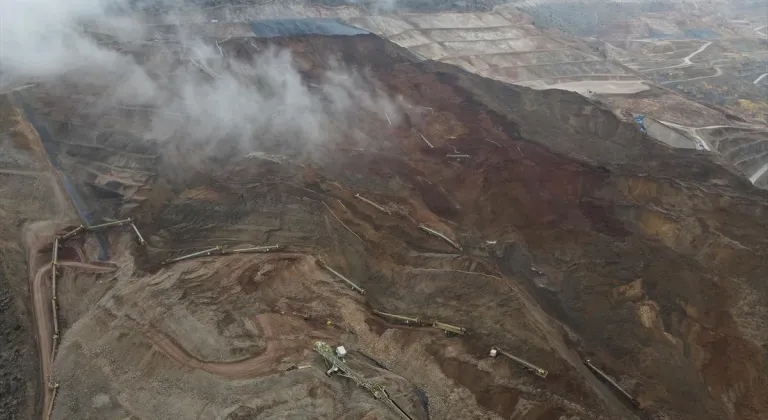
2 33 768 420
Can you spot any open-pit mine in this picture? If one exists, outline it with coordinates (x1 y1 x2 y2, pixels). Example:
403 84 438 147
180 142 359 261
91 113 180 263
1 4 767 420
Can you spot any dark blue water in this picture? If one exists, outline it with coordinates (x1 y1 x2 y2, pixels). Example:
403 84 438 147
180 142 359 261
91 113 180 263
249 18 369 38
19 102 111 260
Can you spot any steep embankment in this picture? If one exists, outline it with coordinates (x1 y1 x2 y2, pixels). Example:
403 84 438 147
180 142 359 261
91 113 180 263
5 31 768 420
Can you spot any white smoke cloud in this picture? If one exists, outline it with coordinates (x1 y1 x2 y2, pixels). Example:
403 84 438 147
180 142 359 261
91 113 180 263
0 0 403 154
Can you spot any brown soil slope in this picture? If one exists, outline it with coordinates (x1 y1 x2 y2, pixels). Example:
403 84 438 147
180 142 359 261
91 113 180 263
4 33 768 420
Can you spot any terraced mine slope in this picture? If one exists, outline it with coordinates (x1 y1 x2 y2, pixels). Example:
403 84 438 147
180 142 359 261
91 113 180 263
517 0 768 185
3 23 768 420
115 2 768 188
346 10 648 95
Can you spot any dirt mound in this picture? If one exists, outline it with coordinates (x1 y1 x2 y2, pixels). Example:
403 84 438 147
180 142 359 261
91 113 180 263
3 31 768 420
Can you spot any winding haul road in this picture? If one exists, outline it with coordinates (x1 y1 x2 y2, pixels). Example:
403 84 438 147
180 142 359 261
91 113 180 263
27 231 116 419
662 60 726 84
141 314 334 379
641 41 712 72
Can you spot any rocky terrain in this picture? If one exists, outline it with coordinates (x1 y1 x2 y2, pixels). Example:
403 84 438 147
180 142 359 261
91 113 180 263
2 14 768 420
514 0 768 184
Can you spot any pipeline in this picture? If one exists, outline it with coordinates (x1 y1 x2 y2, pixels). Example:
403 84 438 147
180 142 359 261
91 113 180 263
87 218 132 230
83 218 146 246
130 223 147 246
51 296 59 337
490 347 548 378
45 382 59 420
417 132 434 148
584 358 640 407
51 237 60 339
51 292 59 340
418 224 462 250
372 309 420 325
51 237 59 268
354 194 391 215
372 384 414 420
48 237 61 420
161 246 222 265
225 245 281 254
59 225 85 241
316 260 365 295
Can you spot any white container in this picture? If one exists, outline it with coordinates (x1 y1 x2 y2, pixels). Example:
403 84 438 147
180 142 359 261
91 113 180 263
336 346 347 358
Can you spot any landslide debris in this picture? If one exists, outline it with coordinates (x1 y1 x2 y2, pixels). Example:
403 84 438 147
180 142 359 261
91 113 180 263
2 31 768 420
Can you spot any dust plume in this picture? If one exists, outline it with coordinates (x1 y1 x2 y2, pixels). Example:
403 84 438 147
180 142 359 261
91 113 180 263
0 0 403 153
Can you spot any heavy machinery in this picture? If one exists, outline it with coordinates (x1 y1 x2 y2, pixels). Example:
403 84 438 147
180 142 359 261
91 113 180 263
372 309 467 335
313 341 413 420
584 358 640 407
418 224 462 250
316 259 365 294
225 245 281 254
59 218 146 245
59 225 85 241
161 244 282 265
355 193 391 214
432 321 467 336
372 309 420 325
162 246 223 265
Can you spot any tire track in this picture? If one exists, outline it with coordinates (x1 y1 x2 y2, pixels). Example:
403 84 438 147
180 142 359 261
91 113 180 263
141 314 334 379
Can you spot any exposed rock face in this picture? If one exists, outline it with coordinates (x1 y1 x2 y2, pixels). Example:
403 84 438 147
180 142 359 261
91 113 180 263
3 33 768 420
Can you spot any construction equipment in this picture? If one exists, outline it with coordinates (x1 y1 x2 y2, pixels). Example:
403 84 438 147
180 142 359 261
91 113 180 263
45 382 59 420
87 218 132 230
372 309 421 326
161 246 222 265
418 224 462 250
432 320 467 336
87 218 146 245
417 132 434 148
371 310 467 336
50 236 60 339
584 358 640 407
313 341 413 420
490 347 548 378
316 260 365 295
59 218 145 245
355 194 391 214
59 225 85 241
446 154 471 159
224 245 281 254
130 222 147 246
51 237 59 268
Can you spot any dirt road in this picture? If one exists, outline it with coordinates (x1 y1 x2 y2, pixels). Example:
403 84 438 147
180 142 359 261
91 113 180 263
25 227 116 418
142 314 334 380
641 41 712 72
